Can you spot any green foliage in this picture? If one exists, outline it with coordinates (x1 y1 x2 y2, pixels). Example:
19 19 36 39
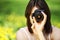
0 0 60 40
46 0 60 27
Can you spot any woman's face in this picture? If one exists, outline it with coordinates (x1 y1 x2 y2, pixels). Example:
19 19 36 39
30 6 44 23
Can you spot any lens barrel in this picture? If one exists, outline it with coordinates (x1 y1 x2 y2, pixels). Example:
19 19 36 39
32 10 44 22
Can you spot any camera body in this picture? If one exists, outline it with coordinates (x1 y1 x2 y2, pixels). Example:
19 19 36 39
32 10 44 22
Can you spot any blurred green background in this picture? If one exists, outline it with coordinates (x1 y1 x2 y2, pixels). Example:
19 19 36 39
0 0 60 40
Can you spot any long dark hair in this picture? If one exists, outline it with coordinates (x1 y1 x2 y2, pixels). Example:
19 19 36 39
25 0 52 34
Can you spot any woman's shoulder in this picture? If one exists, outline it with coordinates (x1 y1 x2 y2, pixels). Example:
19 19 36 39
51 25 60 40
16 27 28 40
16 26 28 36
52 25 60 31
17 27 27 33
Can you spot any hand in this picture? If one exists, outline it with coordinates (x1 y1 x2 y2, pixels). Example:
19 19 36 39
30 11 47 34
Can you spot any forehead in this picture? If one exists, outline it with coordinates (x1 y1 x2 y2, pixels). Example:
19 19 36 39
31 6 38 14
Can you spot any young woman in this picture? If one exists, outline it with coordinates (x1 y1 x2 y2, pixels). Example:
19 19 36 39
16 0 60 40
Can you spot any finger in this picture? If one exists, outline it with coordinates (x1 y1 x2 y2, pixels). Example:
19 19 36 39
31 24 38 34
30 16 33 24
31 23 34 29
41 11 47 18
33 17 37 24
31 24 36 33
41 11 47 26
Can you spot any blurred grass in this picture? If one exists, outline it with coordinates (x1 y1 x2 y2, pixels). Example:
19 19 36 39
0 0 60 40
46 0 60 28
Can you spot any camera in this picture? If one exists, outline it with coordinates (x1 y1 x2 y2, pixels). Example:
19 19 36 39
32 10 44 22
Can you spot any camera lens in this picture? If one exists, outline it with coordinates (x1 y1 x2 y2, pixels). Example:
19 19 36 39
32 10 44 22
